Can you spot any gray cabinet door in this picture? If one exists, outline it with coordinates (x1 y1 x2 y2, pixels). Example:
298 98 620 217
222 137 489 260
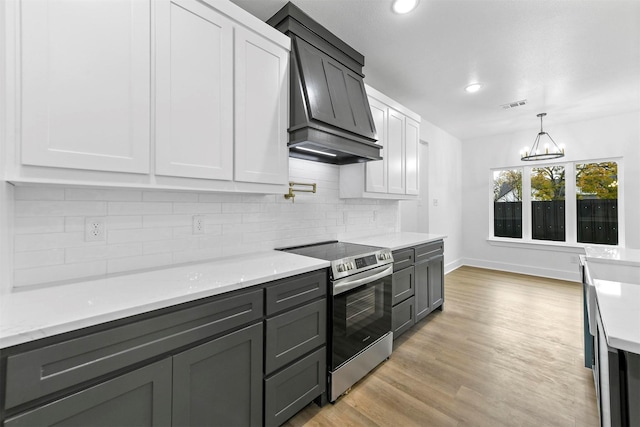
392 296 415 339
414 260 430 322
392 266 414 305
428 254 444 311
4 359 172 427
264 347 326 427
265 299 326 374
172 322 263 427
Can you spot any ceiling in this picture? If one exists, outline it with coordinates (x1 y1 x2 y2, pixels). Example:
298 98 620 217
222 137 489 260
230 0 640 141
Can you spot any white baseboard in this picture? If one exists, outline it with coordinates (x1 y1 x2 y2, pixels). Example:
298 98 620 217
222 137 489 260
459 257 581 282
444 258 463 275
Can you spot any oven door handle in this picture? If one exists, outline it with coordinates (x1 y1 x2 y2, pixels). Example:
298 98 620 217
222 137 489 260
333 265 393 296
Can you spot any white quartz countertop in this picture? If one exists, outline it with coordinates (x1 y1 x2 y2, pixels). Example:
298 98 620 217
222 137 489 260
342 232 446 251
594 278 640 354
584 246 640 267
0 251 329 349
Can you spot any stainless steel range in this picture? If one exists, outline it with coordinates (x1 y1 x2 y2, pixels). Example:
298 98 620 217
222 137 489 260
278 241 393 402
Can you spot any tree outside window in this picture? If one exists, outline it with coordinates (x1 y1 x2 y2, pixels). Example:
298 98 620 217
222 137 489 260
531 166 565 241
493 169 522 238
576 162 618 245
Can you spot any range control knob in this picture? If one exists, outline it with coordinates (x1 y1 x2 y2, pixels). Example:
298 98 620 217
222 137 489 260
337 263 346 273
377 253 385 261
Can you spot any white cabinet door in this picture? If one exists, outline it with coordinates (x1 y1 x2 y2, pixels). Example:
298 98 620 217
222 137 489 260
387 108 405 195
234 27 289 185
155 0 233 180
405 117 420 195
20 0 151 174
365 97 387 193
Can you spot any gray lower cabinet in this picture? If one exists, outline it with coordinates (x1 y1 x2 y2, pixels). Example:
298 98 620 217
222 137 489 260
264 347 325 427
392 240 444 338
4 358 173 427
172 323 263 427
1 269 329 427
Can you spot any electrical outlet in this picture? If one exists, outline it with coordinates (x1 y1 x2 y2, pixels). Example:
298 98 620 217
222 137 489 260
85 217 106 242
192 215 205 235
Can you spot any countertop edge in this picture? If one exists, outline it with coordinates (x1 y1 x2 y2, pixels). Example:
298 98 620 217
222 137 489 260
0 253 330 349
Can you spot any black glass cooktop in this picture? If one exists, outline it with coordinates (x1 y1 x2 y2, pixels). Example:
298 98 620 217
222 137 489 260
277 241 383 262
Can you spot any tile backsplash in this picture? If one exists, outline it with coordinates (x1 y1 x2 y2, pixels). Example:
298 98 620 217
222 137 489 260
12 159 399 288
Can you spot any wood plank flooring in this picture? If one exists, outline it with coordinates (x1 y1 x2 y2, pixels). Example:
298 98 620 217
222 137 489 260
284 266 599 427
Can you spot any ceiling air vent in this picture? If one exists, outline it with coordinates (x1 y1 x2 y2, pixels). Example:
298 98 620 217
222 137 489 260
501 99 527 109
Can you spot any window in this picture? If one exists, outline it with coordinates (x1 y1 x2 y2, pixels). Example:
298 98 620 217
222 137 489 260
493 169 522 238
576 161 618 245
491 159 622 247
531 166 565 242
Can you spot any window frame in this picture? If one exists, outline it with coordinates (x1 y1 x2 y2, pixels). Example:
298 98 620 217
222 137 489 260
488 157 625 248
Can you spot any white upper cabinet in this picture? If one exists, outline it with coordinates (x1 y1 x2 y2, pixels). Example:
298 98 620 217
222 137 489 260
365 98 388 193
5 0 290 194
234 26 289 185
19 0 151 174
340 85 421 199
155 0 234 181
405 117 420 195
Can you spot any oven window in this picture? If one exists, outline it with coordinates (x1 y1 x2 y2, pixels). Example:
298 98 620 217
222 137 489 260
345 284 383 333
331 276 391 369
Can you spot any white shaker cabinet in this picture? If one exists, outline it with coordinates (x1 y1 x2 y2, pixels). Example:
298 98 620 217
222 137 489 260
234 26 289 185
19 0 151 174
340 85 420 199
155 0 234 181
4 0 290 194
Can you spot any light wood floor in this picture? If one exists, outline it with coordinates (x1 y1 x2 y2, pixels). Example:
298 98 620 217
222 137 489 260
284 266 599 427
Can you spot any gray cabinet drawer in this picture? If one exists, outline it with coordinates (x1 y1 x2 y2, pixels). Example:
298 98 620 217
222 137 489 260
5 289 263 409
415 240 444 263
266 269 327 316
392 266 414 305
264 347 326 427
265 299 326 374
392 248 414 272
4 358 172 427
392 296 415 339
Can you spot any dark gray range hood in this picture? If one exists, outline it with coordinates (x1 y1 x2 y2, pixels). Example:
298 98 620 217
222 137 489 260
267 3 381 165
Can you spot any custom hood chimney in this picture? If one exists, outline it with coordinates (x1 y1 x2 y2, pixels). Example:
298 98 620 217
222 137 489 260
267 3 381 165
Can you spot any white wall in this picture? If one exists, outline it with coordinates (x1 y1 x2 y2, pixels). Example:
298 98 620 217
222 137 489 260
461 111 640 281
421 120 463 273
5 159 399 289
399 140 429 233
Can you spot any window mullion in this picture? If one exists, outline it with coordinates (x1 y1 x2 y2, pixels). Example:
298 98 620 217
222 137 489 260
565 162 577 244
522 165 532 240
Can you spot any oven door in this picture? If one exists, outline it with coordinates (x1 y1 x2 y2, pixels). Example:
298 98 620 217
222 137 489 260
330 264 393 370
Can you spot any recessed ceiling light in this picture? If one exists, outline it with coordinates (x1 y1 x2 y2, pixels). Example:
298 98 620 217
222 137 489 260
465 83 483 93
392 0 419 14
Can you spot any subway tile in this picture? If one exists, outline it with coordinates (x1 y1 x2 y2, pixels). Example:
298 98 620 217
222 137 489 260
143 214 192 228
14 249 65 269
14 261 107 287
15 201 107 217
221 203 262 214
65 217 85 232
143 238 199 255
14 232 98 252
14 186 65 201
108 227 173 243
107 253 173 274
108 202 172 215
65 242 142 263
65 188 142 201
173 203 222 214
14 217 65 235
107 216 143 230
198 193 242 203
142 191 198 202
172 247 222 264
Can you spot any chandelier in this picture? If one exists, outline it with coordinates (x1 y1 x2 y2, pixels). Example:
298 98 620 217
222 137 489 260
521 113 564 161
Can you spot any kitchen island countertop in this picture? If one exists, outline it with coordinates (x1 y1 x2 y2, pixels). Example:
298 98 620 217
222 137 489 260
594 278 640 354
0 251 329 349
342 232 446 251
